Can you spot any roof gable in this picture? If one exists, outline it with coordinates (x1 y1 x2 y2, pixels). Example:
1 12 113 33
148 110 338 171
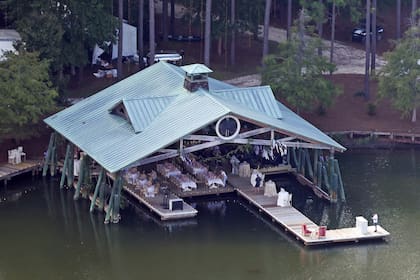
122 95 177 133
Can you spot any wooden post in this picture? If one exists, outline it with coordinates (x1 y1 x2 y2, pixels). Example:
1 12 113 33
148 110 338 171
313 149 319 182
74 154 87 200
67 144 74 187
60 144 72 188
50 139 58 176
98 178 106 211
42 132 56 176
112 173 123 223
330 173 338 203
321 165 331 191
304 149 314 179
317 162 323 189
105 176 118 224
291 148 298 169
299 148 305 176
334 159 346 202
90 167 105 212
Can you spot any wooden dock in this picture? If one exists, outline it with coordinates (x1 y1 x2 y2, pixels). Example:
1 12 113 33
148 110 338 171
123 185 198 220
0 160 42 185
229 175 390 246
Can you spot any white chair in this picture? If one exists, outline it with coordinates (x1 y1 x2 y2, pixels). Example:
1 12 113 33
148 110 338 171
8 150 15 164
17 146 26 162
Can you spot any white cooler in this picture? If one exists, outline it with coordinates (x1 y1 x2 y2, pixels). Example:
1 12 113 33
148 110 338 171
356 216 368 234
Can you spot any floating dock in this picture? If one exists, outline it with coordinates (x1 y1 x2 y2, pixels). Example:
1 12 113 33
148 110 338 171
123 185 198 220
229 175 390 246
0 160 42 186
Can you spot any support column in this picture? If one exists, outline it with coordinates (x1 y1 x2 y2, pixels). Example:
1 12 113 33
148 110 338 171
313 149 319 183
334 159 346 202
90 167 105 212
67 144 74 187
74 154 87 200
112 173 123 223
104 174 118 224
60 144 72 188
42 132 56 177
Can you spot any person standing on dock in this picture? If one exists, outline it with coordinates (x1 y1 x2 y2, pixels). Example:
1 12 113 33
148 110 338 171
372 213 378 232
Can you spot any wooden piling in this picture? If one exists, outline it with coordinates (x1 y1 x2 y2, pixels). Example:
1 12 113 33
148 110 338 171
90 167 105 212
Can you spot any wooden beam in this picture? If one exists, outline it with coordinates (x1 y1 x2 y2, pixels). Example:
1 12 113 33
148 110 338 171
237 127 272 138
60 144 71 188
90 167 104 212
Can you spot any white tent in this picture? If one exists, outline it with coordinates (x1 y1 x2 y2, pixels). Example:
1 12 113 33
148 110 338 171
112 22 137 60
0 29 21 61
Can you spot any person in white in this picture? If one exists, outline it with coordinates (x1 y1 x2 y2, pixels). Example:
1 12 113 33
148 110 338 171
372 213 378 232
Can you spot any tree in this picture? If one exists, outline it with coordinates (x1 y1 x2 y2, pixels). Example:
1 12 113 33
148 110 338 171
261 13 340 114
230 0 236 65
204 0 212 66
10 0 116 85
0 50 57 141
262 0 272 63
149 0 155 66
118 0 123 80
364 0 371 100
377 25 420 122
396 0 401 40
138 0 144 56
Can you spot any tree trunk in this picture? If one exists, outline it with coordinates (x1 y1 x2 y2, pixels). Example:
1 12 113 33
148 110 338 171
230 0 235 66
412 0 418 25
162 0 168 42
317 0 323 56
138 0 144 56
204 0 212 66
287 0 292 40
396 0 401 40
170 0 175 35
330 1 335 64
262 0 272 64
364 0 371 100
218 36 223 56
371 0 376 74
412 107 417 122
298 9 305 71
118 0 123 80
149 0 155 66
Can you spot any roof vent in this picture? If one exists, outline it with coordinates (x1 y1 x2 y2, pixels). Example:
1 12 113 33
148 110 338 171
181 64 213 92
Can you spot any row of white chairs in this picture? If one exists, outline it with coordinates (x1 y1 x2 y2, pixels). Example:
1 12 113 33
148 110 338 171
7 147 26 165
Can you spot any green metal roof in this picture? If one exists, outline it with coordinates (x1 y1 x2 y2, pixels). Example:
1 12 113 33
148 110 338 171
123 96 177 133
212 86 283 119
44 62 345 173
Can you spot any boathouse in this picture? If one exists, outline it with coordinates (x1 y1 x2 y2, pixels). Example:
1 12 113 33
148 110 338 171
44 62 346 224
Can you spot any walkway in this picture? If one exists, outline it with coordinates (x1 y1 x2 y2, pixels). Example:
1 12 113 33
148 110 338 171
229 175 390 246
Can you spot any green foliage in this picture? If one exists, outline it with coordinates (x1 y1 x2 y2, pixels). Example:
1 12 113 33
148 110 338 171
0 50 58 140
8 0 116 88
261 20 340 113
377 25 420 121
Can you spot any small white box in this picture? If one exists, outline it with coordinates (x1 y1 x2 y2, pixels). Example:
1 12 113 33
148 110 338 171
356 216 368 234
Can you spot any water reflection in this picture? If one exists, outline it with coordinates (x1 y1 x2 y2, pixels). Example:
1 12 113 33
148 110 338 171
3 149 420 279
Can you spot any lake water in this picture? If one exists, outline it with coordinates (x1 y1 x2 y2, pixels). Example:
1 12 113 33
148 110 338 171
1 149 419 280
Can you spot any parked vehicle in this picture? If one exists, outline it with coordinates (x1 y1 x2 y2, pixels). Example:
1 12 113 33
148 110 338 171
351 23 384 42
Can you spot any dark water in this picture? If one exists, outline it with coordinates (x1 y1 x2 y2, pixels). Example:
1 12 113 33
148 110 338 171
1 149 420 280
